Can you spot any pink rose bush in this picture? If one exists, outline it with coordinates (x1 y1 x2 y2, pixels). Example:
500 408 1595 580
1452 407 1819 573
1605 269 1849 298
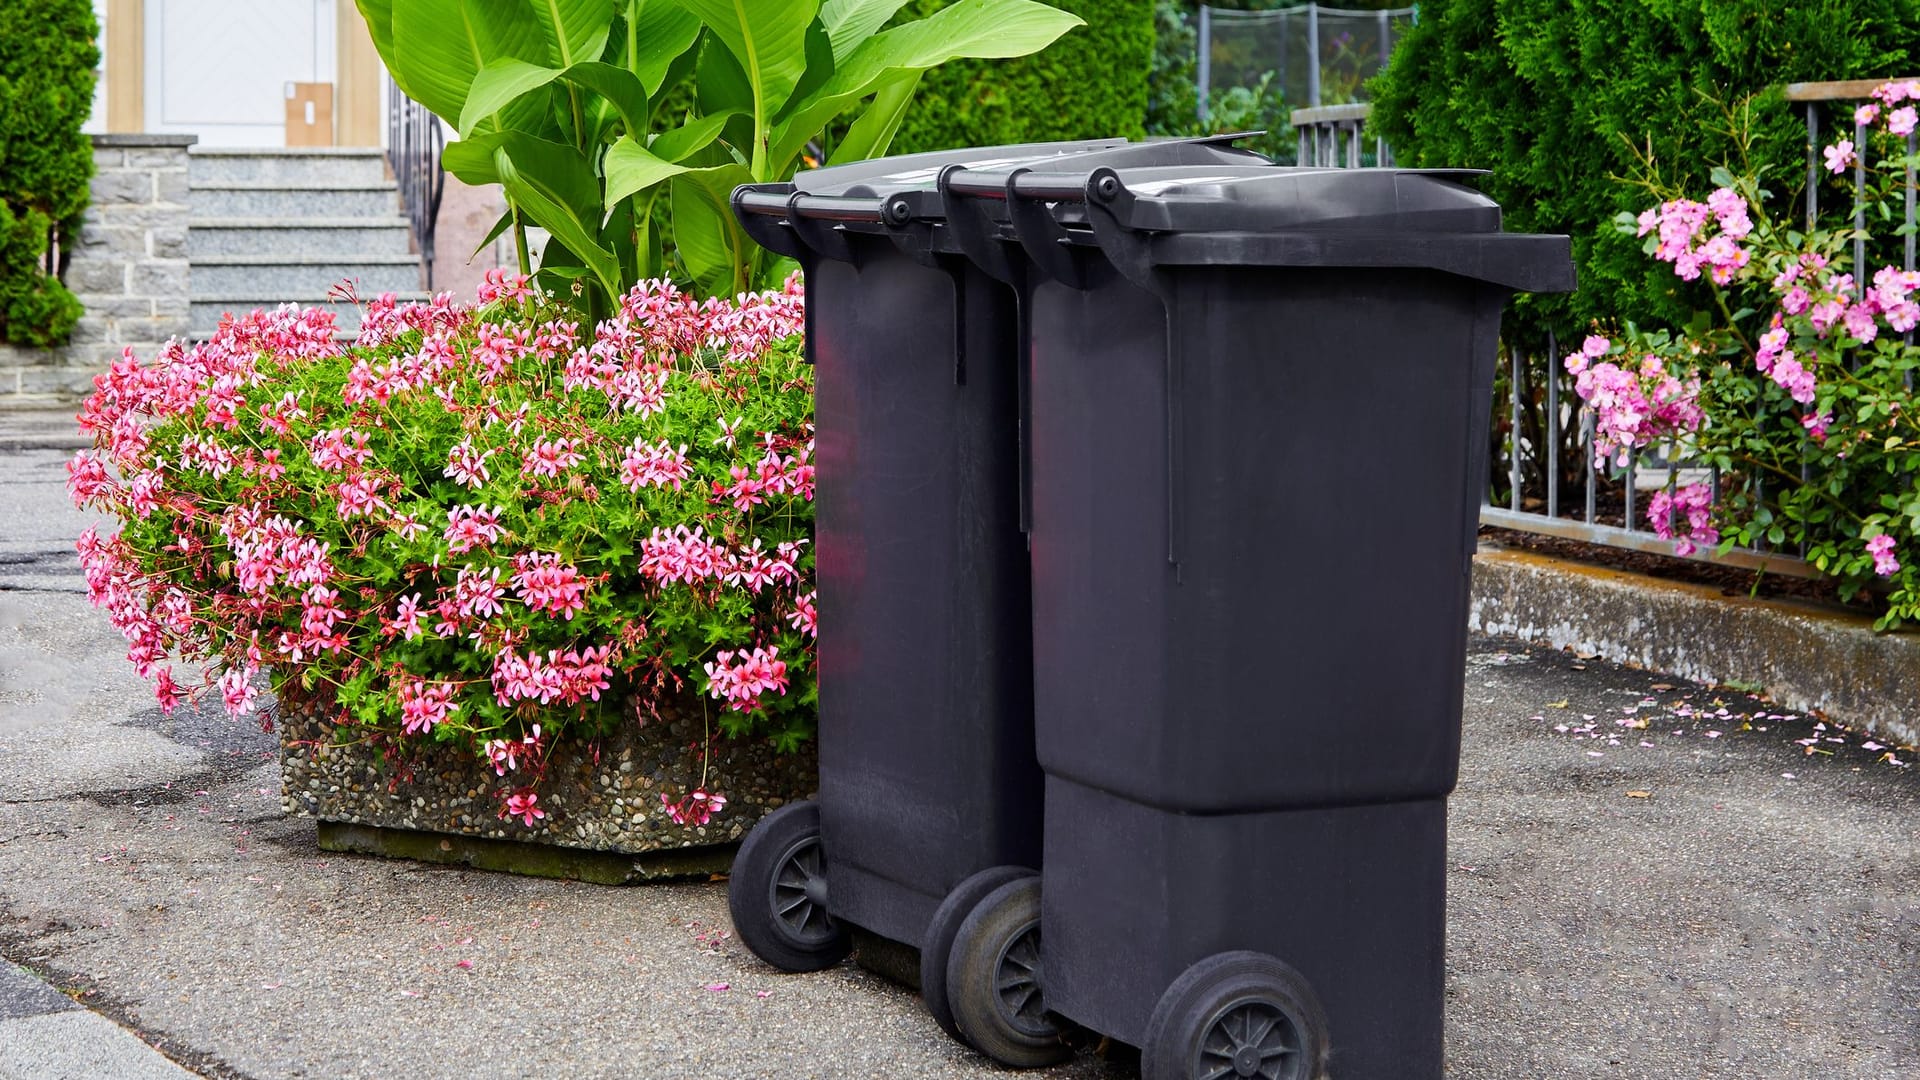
1569 83 1920 627
70 272 813 819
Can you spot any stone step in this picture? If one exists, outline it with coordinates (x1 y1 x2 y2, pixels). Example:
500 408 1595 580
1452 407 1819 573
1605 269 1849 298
190 294 431 338
192 255 423 299
189 182 399 219
190 217 416 257
188 146 392 186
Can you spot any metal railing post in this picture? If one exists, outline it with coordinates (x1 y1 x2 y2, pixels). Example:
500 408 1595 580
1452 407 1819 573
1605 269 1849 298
1196 5 1212 124
1306 2 1321 108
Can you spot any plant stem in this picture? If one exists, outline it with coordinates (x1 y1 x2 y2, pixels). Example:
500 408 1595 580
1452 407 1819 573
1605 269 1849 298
513 205 532 277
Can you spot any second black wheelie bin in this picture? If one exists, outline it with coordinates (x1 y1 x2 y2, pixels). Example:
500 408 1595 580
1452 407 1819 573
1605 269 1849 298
932 163 1575 1079
723 136 1272 1059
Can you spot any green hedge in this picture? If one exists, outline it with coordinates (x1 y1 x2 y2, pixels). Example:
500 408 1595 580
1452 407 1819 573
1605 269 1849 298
1368 0 1920 346
0 0 97 347
890 0 1153 153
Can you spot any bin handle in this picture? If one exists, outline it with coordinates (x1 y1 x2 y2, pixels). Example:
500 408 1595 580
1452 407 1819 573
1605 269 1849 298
732 188 888 224
1003 167 1089 288
935 164 1021 286
730 185 807 261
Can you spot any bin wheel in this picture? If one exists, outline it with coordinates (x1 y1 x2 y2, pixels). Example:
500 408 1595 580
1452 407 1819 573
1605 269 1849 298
1140 951 1329 1080
946 874 1071 1068
921 865 1034 1047
726 800 851 973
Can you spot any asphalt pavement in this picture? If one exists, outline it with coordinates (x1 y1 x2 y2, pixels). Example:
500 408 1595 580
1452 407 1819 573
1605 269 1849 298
2 413 1917 1078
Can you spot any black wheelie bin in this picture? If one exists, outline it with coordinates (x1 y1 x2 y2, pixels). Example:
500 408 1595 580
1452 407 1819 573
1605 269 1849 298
933 162 1575 1079
723 136 1273 1063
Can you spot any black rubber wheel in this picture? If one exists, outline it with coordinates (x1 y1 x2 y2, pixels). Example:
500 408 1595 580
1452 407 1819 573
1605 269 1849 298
946 874 1072 1068
1140 951 1330 1080
726 800 851 973
921 865 1035 1048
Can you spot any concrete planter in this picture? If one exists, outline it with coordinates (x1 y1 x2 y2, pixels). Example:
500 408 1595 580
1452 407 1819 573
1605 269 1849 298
275 688 817 883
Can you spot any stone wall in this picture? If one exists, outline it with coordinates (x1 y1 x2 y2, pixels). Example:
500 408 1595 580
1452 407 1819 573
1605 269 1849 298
0 134 194 406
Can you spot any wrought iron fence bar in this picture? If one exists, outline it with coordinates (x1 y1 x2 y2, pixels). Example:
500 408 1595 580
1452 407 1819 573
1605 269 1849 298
1806 103 1819 230
1479 507 1821 578
387 87 446 291
1546 331 1560 519
1584 408 1597 525
1855 117 1867 306
1509 346 1523 512
1624 455 1636 532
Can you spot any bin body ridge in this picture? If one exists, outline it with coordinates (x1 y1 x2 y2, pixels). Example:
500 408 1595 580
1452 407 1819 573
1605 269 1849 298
1028 263 1505 814
810 253 1042 946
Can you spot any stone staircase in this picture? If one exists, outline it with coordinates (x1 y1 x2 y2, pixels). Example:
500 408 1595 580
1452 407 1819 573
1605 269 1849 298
188 148 428 337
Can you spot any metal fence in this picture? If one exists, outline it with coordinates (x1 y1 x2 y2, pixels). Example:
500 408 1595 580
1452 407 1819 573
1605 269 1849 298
1197 3 1415 122
1287 85 1920 578
387 88 446 290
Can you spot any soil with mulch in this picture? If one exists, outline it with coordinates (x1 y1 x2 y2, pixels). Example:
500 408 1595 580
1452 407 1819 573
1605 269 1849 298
1478 525 1883 617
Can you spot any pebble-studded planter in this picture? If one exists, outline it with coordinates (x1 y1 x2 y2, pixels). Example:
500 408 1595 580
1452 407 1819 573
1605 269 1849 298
275 689 817 882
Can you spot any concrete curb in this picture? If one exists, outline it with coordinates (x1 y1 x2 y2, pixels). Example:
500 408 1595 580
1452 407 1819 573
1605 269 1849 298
1470 545 1920 749
0 964 194 1079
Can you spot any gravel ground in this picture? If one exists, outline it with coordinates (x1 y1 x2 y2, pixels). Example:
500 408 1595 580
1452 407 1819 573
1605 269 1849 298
4 439 1918 1078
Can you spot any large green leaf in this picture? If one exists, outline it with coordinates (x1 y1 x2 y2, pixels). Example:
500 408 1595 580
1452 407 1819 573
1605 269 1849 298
818 0 913 63
604 137 697 206
768 0 1081 171
355 0 399 77
653 111 739 161
625 0 703 94
461 59 649 138
675 0 821 170
392 0 546 127
442 132 509 185
827 68 920 166
831 0 1080 94
533 0 617 67
494 135 623 299
669 164 753 297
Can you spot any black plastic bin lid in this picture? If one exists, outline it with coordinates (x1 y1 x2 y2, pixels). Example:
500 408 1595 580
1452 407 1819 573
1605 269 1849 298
940 164 1577 294
731 136 1271 246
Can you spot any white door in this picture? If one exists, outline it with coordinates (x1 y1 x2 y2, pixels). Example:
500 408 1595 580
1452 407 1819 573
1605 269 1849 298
144 0 337 146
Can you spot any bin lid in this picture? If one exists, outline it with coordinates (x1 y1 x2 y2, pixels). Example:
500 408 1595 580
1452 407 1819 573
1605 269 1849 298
950 163 1575 293
789 138 1132 197
801 136 1268 214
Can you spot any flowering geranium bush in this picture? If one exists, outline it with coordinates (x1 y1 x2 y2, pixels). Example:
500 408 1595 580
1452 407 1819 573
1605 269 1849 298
1567 83 1920 627
69 270 813 823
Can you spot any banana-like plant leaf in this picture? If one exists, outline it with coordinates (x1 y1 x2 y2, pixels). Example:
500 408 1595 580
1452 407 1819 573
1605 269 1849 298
824 0 1081 98
532 0 616 67
462 59 651 138
828 68 920 166
775 20 837 125
443 132 509 185
471 208 517 262
392 0 547 127
651 111 739 162
676 0 820 166
669 163 754 296
604 138 697 207
695 33 754 115
625 0 702 95
355 0 400 82
495 136 624 300
818 0 913 64
768 0 1082 172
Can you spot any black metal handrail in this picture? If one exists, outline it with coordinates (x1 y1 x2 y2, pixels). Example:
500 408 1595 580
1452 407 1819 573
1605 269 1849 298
387 87 446 290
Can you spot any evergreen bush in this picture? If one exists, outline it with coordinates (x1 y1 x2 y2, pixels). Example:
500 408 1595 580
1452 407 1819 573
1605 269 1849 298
0 0 98 347
1368 0 1920 347
892 0 1154 152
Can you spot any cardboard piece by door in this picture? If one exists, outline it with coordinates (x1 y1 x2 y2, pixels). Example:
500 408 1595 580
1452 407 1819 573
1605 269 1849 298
285 82 335 147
